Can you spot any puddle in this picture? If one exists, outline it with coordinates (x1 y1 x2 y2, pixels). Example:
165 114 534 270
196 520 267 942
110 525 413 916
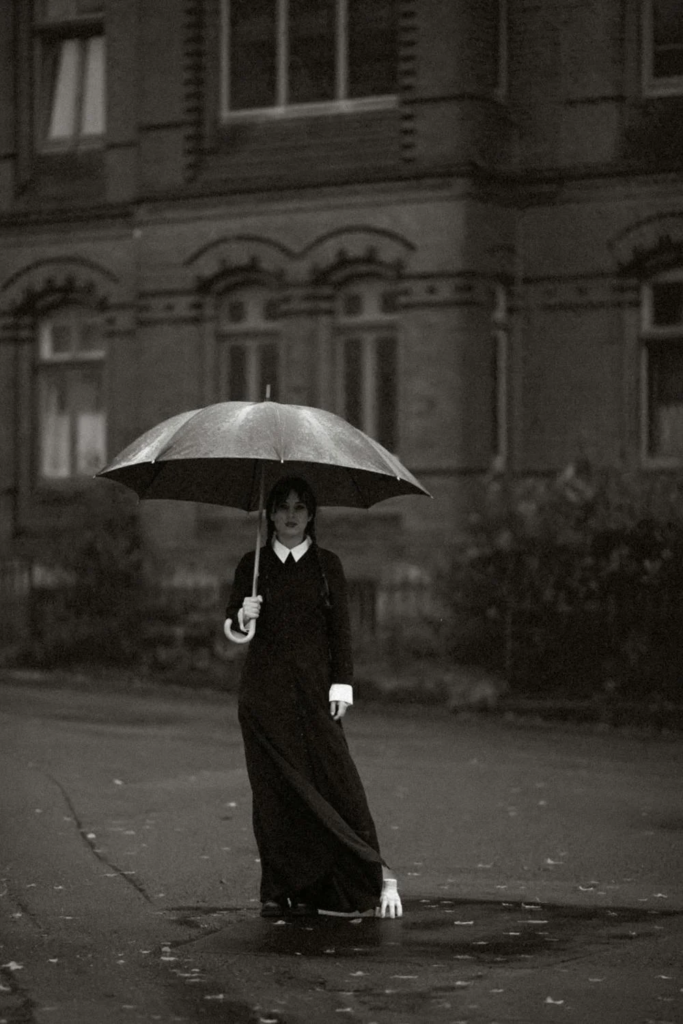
157 898 683 1024
166 896 679 963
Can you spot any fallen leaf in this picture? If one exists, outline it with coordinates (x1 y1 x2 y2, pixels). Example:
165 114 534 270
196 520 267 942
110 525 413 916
453 920 474 926
545 997 564 1005
2 962 23 971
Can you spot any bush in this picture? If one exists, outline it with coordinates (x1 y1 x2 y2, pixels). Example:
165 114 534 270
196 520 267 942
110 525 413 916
443 460 683 703
28 485 146 666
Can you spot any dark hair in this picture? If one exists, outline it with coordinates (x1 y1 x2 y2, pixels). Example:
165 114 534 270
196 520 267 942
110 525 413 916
263 475 330 610
265 476 318 543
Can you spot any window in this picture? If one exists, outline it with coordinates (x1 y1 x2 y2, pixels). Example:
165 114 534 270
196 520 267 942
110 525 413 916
641 273 683 461
492 284 509 466
221 0 397 117
34 0 106 150
217 288 282 402
643 0 683 96
37 308 107 480
335 280 398 451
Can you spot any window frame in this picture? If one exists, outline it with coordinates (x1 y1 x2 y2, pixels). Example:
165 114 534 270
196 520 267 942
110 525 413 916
219 0 398 121
215 288 283 403
333 280 399 451
640 272 683 466
35 306 107 484
33 0 106 152
642 0 683 98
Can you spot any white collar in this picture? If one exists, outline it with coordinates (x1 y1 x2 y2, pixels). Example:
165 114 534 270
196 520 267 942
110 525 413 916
272 536 312 563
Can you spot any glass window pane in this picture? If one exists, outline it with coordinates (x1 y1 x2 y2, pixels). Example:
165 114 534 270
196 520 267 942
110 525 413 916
46 38 80 141
653 0 683 45
228 344 247 400
648 344 683 456
229 0 277 110
651 280 683 327
653 46 683 79
51 322 75 357
78 319 104 355
73 368 106 475
343 336 363 428
81 35 106 135
259 342 279 402
40 376 72 478
288 0 336 104
653 0 683 78
376 334 397 450
348 0 397 98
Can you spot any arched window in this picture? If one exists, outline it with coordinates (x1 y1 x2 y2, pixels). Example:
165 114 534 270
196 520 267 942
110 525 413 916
36 305 106 479
334 278 398 450
217 286 282 402
641 270 683 461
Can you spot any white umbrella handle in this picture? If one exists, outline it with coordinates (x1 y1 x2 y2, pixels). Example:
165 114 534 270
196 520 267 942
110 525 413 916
223 617 256 644
224 464 265 646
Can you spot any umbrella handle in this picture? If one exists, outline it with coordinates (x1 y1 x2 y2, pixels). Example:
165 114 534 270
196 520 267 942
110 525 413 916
223 617 256 644
223 464 265 646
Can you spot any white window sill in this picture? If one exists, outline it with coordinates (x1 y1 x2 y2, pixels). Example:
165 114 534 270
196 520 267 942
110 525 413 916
642 78 683 99
39 137 106 155
220 95 397 124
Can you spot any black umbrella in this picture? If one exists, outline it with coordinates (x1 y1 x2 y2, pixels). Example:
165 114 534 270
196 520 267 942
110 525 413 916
97 399 431 641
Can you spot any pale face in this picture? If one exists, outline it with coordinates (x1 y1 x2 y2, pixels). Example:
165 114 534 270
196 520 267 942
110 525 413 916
270 490 312 548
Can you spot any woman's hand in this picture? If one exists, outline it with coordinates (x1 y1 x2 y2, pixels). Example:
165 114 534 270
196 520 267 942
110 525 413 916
330 700 349 721
242 595 263 623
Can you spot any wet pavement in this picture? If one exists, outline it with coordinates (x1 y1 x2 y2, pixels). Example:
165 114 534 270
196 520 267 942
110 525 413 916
1 682 682 1023
153 897 683 1024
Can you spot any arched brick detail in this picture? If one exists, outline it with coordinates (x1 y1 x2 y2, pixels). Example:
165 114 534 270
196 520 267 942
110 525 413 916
186 235 293 291
0 257 119 315
305 226 415 284
609 212 683 277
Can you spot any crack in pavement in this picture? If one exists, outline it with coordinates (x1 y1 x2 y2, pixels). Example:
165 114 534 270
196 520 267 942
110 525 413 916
44 772 153 905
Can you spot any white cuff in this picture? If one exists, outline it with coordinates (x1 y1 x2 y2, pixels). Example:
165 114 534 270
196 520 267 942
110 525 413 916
329 683 353 705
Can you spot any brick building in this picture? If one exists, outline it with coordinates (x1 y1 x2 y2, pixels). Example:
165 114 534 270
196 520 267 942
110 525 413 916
1 0 683 641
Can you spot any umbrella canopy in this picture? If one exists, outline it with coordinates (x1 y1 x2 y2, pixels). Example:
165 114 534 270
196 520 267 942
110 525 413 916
97 400 431 508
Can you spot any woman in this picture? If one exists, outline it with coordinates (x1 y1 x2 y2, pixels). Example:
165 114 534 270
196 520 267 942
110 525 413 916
225 476 402 919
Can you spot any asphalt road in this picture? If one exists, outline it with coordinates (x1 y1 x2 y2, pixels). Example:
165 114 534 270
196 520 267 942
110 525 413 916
0 682 682 1024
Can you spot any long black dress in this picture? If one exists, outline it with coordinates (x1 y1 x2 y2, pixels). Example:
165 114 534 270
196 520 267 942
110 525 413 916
225 542 384 913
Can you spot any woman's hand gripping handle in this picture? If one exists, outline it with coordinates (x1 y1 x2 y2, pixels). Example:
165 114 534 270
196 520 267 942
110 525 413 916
224 595 262 645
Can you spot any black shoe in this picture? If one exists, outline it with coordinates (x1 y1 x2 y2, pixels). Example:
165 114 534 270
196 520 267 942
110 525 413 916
260 900 287 918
